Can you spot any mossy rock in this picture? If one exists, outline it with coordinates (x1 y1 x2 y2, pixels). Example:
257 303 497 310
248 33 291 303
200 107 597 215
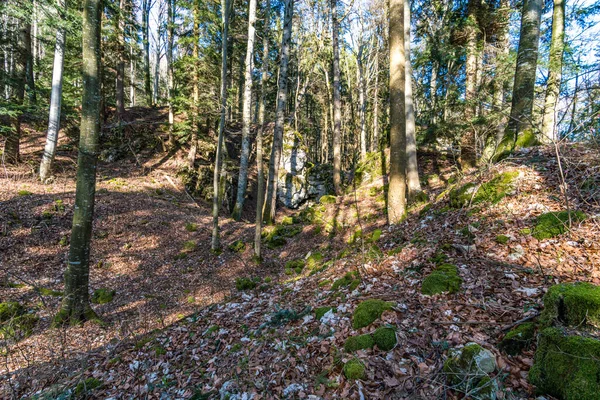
372 326 397 351
235 277 257 291
499 322 535 355
320 195 337 204
529 327 600 400
540 282 600 329
532 211 586 240
306 252 323 270
343 358 366 380
352 299 392 330
515 129 539 148
444 343 497 398
449 171 519 208
344 333 375 352
495 234 509 244
331 271 360 291
285 259 306 274
421 264 462 295
185 222 198 232
315 306 334 320
73 378 103 397
91 288 115 304
228 240 246 253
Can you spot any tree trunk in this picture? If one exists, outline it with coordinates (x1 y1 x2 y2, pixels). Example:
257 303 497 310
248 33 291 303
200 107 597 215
53 0 102 326
188 2 200 168
357 47 367 160
39 0 67 181
505 0 543 144
232 0 258 221
255 0 270 258
116 0 125 118
460 0 479 169
23 6 36 105
372 51 379 152
129 44 135 107
541 0 565 143
212 0 231 250
167 0 174 146
142 0 152 106
387 0 407 224
404 0 422 199
331 0 342 194
263 0 293 224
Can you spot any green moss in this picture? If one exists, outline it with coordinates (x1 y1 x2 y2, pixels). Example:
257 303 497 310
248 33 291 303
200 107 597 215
515 129 539 148
449 183 478 208
372 327 397 351
306 252 323 270
204 325 219 335
39 288 63 297
429 252 448 265
228 240 246 253
331 271 361 290
320 195 337 204
318 279 332 288
367 229 382 243
185 222 198 232
444 343 497 387
1 313 38 340
285 259 305 274
520 228 532 235
344 334 375 352
529 327 600 400
281 216 294 225
315 306 334 320
58 236 68 246
73 378 103 396
532 211 586 240
421 264 462 295
352 299 393 330
496 234 509 244
235 277 257 291
17 190 32 196
182 240 197 252
0 302 24 322
499 322 535 355
449 171 519 208
540 282 600 329
343 358 366 380
91 288 115 304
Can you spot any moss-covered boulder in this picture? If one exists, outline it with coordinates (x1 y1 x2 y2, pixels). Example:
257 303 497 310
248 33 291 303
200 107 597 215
91 288 115 304
532 211 586 240
529 327 600 400
499 322 535 355
343 358 366 380
372 327 397 351
449 171 519 208
421 264 462 295
352 299 393 330
331 271 360 291
306 252 323 270
540 282 600 329
344 333 375 352
444 343 497 398
285 259 306 274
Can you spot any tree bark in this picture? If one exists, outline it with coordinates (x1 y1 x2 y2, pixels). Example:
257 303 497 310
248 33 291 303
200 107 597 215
372 51 380 152
263 0 293 224
460 0 479 169
23 4 36 105
212 0 231 250
255 0 270 258
142 0 152 106
357 46 367 160
387 0 407 224
541 0 565 143
404 0 422 199
39 0 67 181
232 0 258 221
116 0 125 118
331 0 342 194
188 2 200 168
54 0 102 326
505 0 543 144
167 0 174 146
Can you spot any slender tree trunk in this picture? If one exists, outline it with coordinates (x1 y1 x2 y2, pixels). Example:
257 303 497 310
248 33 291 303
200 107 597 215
188 3 200 168
23 6 36 105
53 0 102 326
387 0 407 224
505 0 543 144
460 0 479 169
255 0 270 258
116 0 125 118
541 0 565 142
212 0 231 250
404 0 422 198
129 43 135 107
142 0 152 106
232 0 258 221
167 0 174 146
331 0 342 194
430 59 437 124
39 0 67 181
357 47 367 160
372 51 379 152
263 0 293 224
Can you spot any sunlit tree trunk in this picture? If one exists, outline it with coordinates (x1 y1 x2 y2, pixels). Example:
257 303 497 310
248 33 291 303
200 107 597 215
263 0 293 223
142 0 152 106
357 46 367 160
505 0 542 144
129 44 135 107
212 0 231 250
232 0 258 221
24 4 36 105
255 0 270 258
541 0 565 143
188 2 200 168
115 0 125 118
39 0 67 181
372 51 380 151
405 0 422 199
331 0 342 194
166 0 174 146
387 0 407 224
53 0 102 326
460 0 479 169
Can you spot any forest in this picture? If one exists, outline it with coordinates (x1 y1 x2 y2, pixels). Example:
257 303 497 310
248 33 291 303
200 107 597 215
0 0 600 397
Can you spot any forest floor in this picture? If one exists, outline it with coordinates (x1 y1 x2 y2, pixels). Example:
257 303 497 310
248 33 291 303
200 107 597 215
1 109 600 399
